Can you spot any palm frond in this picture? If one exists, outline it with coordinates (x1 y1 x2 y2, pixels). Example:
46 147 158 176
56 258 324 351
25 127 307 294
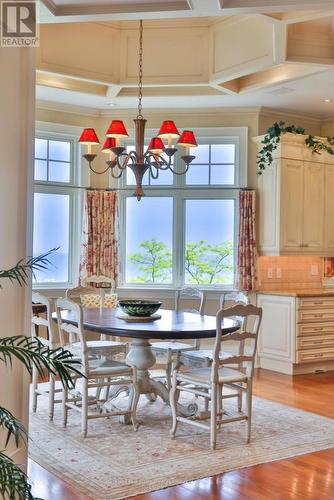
0 407 27 448
0 336 82 389
0 451 41 500
0 248 58 287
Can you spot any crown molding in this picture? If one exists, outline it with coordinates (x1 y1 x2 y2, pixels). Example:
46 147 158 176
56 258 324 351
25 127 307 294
320 114 334 123
36 99 332 125
36 99 101 118
99 105 262 118
259 106 322 123
36 100 262 119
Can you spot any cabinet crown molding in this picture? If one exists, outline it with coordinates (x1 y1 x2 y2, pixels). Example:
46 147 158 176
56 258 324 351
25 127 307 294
253 132 334 164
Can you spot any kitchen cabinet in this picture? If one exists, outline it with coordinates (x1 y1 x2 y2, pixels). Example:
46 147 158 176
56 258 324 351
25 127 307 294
257 292 334 375
325 164 334 251
254 133 331 256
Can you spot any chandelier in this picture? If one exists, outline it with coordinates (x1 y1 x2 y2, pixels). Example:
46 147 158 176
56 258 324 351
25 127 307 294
78 20 198 200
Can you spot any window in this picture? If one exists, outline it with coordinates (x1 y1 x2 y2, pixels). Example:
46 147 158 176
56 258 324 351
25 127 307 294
33 133 81 287
119 128 247 288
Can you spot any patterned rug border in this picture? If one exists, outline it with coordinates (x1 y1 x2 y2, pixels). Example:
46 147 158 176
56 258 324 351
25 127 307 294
29 395 334 500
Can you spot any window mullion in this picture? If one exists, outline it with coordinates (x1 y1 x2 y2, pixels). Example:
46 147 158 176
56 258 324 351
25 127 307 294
173 192 184 288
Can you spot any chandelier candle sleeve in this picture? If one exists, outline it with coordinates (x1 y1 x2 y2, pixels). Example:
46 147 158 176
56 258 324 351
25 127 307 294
77 20 197 200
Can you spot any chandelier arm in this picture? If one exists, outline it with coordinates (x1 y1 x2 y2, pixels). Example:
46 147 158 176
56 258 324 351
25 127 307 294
88 162 114 175
149 164 160 179
110 168 125 179
115 152 133 170
145 152 170 170
167 164 190 175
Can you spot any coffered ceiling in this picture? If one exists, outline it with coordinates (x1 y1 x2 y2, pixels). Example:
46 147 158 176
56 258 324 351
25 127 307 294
37 2 334 117
40 1 334 22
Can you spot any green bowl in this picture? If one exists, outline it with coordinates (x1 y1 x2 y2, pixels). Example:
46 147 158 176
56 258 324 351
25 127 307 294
118 300 162 317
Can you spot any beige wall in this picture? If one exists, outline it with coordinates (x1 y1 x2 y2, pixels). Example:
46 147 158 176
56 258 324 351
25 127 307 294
320 119 334 137
258 109 321 136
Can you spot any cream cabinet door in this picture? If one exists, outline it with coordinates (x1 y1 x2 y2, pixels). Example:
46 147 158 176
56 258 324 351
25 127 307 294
302 162 324 251
280 159 303 251
257 294 296 374
325 164 334 252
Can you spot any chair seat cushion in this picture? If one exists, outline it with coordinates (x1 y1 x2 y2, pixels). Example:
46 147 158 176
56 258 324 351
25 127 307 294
177 367 247 385
151 341 194 352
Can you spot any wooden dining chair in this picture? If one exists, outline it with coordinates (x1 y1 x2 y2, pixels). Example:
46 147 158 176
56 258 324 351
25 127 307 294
170 304 262 450
180 291 249 370
66 285 126 350
56 297 139 437
31 292 62 421
151 287 206 390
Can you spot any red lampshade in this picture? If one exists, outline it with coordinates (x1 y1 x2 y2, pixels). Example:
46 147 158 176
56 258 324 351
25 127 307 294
106 120 129 138
148 137 164 153
102 137 117 153
158 120 180 139
177 130 198 148
78 128 99 145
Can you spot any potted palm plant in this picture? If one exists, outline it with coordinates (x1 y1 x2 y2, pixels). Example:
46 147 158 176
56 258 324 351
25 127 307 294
0 251 80 499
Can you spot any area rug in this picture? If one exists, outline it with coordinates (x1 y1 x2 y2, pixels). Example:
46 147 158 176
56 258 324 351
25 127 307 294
29 386 334 500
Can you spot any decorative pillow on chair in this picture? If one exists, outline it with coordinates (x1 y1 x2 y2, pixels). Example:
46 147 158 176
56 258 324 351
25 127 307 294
80 294 101 308
103 293 118 308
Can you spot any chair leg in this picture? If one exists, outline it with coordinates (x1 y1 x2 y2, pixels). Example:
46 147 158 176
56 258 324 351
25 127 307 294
31 365 38 413
165 350 172 391
210 383 217 450
217 384 222 429
169 371 179 439
49 374 55 421
81 378 88 438
95 378 103 402
131 370 140 431
62 386 68 428
246 381 252 444
238 386 242 413
204 391 209 412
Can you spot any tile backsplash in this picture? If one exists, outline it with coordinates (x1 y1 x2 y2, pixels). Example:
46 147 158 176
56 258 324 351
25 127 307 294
257 256 324 290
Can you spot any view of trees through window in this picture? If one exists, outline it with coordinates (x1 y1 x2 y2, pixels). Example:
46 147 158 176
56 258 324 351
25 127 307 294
125 197 234 286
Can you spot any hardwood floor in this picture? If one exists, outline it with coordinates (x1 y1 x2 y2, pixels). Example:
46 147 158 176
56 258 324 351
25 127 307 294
29 369 334 499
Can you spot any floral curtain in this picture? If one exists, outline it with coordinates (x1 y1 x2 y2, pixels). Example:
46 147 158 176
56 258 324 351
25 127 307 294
237 190 257 291
79 190 118 288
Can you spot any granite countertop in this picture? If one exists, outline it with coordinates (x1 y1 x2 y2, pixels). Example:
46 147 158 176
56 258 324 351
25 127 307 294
257 289 334 297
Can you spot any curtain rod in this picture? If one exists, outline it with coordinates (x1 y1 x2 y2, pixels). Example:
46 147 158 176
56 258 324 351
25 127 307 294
34 183 254 192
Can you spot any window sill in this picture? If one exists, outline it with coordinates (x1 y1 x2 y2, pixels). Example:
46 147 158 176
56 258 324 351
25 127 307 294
116 286 238 301
32 285 240 301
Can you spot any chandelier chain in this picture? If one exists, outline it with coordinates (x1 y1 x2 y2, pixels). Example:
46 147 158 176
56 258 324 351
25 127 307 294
137 19 143 119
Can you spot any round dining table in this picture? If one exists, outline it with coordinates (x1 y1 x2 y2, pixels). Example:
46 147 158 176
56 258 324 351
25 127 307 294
55 307 239 422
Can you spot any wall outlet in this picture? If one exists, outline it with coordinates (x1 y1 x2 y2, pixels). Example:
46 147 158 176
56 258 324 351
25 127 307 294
267 268 273 279
311 265 319 276
276 268 282 279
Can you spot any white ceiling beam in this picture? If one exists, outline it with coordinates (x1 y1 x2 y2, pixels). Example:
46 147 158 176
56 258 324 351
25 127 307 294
106 85 123 98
